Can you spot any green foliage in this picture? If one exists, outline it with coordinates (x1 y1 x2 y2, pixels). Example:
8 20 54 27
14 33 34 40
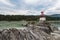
0 15 60 21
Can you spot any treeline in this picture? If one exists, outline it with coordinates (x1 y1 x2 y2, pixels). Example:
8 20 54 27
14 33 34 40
0 15 60 21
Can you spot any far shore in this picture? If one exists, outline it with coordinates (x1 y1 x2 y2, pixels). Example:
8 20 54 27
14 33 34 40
47 21 60 22
0 21 60 22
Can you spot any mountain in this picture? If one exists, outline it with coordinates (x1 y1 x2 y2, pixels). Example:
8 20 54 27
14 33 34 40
50 14 60 17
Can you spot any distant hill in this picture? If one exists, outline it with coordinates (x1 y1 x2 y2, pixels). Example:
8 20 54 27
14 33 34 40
50 14 60 17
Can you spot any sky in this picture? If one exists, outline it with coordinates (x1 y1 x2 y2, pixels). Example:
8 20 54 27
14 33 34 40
0 0 60 15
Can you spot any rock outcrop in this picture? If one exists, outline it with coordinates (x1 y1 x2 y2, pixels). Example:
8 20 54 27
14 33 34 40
0 21 60 40
0 28 55 40
0 27 59 40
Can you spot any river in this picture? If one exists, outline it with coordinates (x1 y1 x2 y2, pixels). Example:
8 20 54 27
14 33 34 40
0 21 60 30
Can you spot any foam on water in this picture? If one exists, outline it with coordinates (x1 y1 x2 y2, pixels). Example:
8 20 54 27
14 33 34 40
58 27 60 30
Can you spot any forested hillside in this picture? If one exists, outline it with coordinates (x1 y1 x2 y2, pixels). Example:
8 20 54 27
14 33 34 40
0 14 60 21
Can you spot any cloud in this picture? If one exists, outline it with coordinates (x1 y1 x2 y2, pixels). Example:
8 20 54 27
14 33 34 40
0 9 41 15
23 0 52 6
45 0 60 13
0 0 60 15
0 9 28 15
41 0 60 15
24 0 40 5
0 0 15 6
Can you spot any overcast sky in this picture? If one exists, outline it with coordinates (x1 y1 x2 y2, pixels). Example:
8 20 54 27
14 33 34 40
0 0 60 15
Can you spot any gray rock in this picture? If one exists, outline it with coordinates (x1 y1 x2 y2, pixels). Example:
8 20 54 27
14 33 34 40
0 25 59 40
0 31 2 40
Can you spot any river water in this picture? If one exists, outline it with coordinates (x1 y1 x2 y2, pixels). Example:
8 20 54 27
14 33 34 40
0 21 60 30
51 22 60 30
0 21 26 29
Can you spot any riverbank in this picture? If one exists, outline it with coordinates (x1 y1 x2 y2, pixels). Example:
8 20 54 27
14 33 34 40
47 21 60 22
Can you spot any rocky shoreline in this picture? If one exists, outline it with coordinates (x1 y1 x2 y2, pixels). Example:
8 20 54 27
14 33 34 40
0 21 60 40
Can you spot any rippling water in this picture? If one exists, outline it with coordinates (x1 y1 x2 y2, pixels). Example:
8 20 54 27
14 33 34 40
0 21 60 30
0 21 27 29
51 22 60 30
